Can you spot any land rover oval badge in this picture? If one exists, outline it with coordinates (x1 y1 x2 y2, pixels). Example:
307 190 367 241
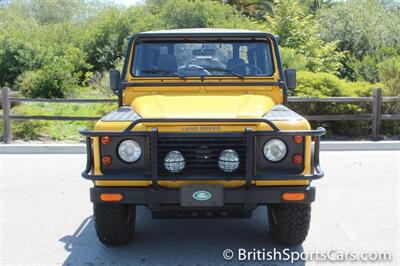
192 191 212 201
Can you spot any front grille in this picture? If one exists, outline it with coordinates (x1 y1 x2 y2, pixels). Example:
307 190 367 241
157 136 246 176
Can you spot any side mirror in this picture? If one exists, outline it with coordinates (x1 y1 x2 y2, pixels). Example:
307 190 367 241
284 68 296 91
109 69 121 94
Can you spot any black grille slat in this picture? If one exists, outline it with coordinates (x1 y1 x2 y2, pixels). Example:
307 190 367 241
157 145 245 149
156 136 246 177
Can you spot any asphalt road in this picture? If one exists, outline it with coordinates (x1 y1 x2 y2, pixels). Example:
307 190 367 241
1 151 399 265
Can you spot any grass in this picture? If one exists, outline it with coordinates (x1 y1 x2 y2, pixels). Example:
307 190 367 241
6 90 117 141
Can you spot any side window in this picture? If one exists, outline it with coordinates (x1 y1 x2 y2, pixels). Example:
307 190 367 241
265 44 274 74
254 44 267 73
135 44 171 75
132 45 143 75
247 43 274 75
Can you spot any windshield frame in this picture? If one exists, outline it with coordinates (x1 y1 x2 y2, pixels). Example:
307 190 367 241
129 37 276 79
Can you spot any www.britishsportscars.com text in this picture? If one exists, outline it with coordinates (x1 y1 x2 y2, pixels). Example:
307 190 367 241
222 248 392 263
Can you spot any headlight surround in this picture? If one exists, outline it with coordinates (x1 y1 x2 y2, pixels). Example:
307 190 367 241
118 139 142 163
263 138 287 162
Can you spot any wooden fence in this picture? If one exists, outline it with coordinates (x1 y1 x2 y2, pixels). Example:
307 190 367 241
1 87 400 143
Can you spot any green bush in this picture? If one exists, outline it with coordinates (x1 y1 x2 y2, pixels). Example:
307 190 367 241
378 56 400 96
17 47 89 98
296 71 374 97
0 39 38 87
18 65 77 98
13 121 46 140
280 47 307 70
45 121 95 141
378 56 400 137
290 71 390 138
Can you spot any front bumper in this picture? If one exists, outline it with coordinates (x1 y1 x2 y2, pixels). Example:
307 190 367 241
80 118 326 187
90 185 315 205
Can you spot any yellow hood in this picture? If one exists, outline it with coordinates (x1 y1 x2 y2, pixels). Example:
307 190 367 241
131 94 276 118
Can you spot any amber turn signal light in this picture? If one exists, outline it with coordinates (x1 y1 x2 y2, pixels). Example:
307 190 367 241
293 154 303 164
101 136 111 145
102 155 112 165
282 192 305 201
100 193 123 202
293 135 303 144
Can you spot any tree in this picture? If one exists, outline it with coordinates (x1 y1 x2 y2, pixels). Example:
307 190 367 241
378 56 400 96
156 0 255 29
221 0 274 20
318 0 400 59
318 0 400 81
299 0 332 14
262 0 343 74
80 8 131 72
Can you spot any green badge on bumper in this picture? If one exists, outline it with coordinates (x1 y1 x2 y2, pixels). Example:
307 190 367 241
192 191 212 201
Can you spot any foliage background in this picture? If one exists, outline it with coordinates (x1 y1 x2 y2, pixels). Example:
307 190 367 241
0 0 399 141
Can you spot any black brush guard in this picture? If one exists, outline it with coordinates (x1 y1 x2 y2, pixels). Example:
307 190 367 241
80 118 325 189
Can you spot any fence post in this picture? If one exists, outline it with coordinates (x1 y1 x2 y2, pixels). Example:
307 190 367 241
371 88 382 140
2 87 12 144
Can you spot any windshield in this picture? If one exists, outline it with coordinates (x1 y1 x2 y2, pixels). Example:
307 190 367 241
131 40 275 78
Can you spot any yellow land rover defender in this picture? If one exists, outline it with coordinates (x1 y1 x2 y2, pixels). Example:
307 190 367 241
80 29 325 246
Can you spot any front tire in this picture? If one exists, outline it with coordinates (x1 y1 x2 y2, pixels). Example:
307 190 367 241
93 203 136 245
268 203 311 246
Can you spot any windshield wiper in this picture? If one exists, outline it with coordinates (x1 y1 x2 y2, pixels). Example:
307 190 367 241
141 69 186 80
207 68 244 80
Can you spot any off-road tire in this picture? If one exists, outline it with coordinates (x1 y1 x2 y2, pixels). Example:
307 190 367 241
93 203 136 245
268 203 311 246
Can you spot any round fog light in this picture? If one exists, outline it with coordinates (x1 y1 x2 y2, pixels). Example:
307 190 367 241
218 149 239 173
164 151 185 173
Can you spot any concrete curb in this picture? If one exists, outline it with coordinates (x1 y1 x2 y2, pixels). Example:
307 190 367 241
320 141 400 151
0 141 399 154
0 144 86 154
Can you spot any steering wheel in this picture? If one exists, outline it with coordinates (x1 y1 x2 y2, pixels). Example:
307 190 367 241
179 64 211 75
229 63 262 74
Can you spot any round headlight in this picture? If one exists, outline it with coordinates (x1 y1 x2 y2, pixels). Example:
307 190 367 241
118 140 142 163
263 138 287 162
218 149 240 172
164 151 185 173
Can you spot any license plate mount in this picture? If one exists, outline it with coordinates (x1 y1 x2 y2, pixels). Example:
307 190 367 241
180 184 223 207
